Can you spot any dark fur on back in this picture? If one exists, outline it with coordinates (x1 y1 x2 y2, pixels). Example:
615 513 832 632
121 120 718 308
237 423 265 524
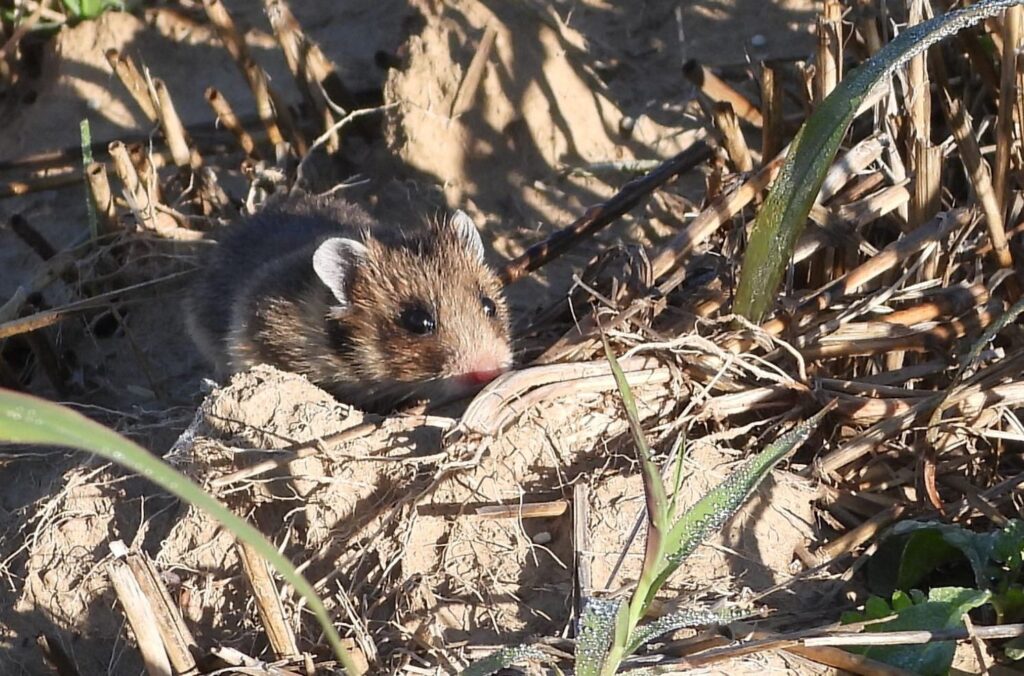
188 195 380 350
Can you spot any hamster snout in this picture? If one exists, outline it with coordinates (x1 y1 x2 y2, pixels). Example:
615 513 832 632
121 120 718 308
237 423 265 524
185 194 513 412
441 335 512 391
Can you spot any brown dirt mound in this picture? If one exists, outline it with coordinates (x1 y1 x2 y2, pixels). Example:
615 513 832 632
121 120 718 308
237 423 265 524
2 362 825 672
171 366 819 668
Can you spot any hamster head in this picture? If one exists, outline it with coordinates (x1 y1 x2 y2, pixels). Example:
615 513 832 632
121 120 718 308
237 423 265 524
311 210 513 407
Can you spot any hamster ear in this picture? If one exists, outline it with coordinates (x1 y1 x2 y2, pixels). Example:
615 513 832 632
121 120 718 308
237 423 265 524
449 210 485 263
312 237 368 310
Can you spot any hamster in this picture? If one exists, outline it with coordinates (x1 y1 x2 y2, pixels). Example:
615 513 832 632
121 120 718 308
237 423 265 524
185 194 513 412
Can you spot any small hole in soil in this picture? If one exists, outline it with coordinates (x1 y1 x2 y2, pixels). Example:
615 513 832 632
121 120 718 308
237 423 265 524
20 36 46 79
374 50 402 70
400 10 426 36
21 90 37 105
90 311 122 338
1 338 34 384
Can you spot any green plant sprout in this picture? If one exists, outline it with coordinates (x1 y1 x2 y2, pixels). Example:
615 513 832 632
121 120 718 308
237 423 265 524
463 339 830 675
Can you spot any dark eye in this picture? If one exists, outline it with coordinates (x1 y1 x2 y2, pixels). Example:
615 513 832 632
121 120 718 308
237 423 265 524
399 305 436 335
481 296 497 318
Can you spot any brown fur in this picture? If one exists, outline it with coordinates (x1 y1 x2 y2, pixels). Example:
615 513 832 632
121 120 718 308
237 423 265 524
185 194 512 411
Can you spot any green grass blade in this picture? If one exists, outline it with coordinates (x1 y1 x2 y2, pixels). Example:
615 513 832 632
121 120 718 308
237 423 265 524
625 606 747 655
666 432 686 517
575 598 624 676
0 388 357 673
60 0 83 16
60 0 123 20
460 645 547 676
80 119 98 240
602 337 669 548
734 0 1024 322
601 336 671 671
643 405 832 608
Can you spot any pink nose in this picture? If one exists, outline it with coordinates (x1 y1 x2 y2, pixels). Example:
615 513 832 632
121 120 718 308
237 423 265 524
460 368 505 386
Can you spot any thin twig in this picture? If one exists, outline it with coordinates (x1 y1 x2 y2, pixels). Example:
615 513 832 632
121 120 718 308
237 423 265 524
499 139 713 285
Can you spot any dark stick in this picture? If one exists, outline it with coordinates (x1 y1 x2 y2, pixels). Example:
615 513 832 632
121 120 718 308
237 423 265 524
8 214 56 260
23 326 69 396
498 140 713 285
0 121 258 173
36 634 81 676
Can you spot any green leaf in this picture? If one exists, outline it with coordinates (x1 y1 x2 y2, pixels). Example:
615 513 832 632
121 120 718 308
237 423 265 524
646 405 831 607
602 337 670 537
80 119 99 240
897 528 963 591
601 340 828 675
460 645 548 676
847 587 991 676
841 594 891 625
575 598 624 676
993 520 1024 575
1004 635 1024 661
891 590 913 613
600 336 672 674
882 520 1024 593
59 0 124 20
992 586 1024 623
0 388 357 673
625 606 747 655
958 294 1024 378
840 610 863 625
864 595 895 621
734 0 1024 322
666 433 687 517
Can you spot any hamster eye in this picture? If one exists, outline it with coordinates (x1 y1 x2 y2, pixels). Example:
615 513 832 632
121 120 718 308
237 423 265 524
399 305 436 335
481 296 497 318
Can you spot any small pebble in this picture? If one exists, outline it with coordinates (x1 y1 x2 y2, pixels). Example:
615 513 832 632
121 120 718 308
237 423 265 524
533 531 552 545
750 34 767 48
619 116 635 137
